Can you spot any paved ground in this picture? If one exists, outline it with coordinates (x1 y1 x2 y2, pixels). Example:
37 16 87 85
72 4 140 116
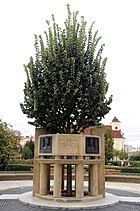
0 181 140 210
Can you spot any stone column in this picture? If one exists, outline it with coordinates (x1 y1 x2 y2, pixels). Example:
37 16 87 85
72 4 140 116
33 128 46 196
89 128 105 197
89 164 98 196
53 158 62 198
98 162 105 197
75 162 84 198
39 163 50 195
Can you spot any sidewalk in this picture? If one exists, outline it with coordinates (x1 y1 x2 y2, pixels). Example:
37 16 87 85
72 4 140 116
1 180 140 194
0 180 140 210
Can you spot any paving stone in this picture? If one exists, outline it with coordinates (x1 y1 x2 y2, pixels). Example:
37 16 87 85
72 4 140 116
0 199 140 211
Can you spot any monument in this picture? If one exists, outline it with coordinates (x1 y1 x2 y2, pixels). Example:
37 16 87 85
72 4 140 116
33 127 105 201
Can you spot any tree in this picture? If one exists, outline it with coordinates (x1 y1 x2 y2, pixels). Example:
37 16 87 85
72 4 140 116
21 139 34 159
12 130 22 155
104 127 114 163
113 149 120 161
0 119 18 168
20 4 112 134
118 150 128 161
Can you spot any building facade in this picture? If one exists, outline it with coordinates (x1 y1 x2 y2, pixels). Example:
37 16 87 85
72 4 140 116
110 117 125 151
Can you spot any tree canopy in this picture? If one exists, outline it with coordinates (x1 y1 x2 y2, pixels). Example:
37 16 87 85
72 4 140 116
20 4 112 134
21 139 34 159
104 127 114 163
0 119 18 166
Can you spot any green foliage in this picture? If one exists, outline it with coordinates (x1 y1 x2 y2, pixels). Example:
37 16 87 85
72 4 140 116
118 150 128 160
113 149 128 161
109 161 121 166
21 147 32 159
113 149 120 161
8 158 34 165
104 127 114 163
5 164 33 171
129 153 140 161
129 161 140 167
120 167 140 173
0 119 18 166
105 165 140 173
20 4 112 134
21 140 34 159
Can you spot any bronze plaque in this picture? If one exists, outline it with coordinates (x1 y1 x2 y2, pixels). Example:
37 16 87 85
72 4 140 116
39 136 52 153
85 136 99 154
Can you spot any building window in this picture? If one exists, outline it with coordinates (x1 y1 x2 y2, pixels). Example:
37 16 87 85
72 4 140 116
115 126 118 130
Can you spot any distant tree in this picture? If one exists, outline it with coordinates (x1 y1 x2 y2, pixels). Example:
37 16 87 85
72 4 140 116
22 146 33 159
0 119 18 168
104 127 114 163
25 139 34 157
118 149 128 161
113 149 120 161
12 130 22 155
20 4 112 134
21 139 34 159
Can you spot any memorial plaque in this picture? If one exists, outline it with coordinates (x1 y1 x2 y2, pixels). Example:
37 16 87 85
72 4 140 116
85 136 99 154
39 136 52 154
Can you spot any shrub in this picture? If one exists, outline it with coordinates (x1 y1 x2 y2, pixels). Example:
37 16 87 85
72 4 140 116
129 153 140 161
5 164 33 171
8 158 34 165
120 167 140 173
105 165 140 173
126 161 140 167
111 161 121 166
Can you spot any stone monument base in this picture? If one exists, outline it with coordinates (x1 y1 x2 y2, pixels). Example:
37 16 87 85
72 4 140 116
35 193 103 202
18 191 119 209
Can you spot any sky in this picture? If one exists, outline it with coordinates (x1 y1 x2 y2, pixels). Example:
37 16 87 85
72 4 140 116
0 0 140 148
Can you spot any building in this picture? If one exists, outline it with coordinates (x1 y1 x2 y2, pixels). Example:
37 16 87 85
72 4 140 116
110 117 125 151
83 116 125 151
20 135 34 147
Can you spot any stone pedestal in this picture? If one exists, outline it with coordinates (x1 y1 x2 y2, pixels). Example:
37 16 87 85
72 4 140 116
33 129 105 200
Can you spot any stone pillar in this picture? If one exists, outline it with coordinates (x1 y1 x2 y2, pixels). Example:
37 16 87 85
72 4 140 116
39 163 50 195
89 128 105 197
33 128 46 196
33 161 40 196
53 161 62 198
98 162 105 197
89 164 98 196
76 161 84 198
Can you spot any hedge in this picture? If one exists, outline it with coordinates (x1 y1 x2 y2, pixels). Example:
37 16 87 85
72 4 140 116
105 165 140 173
8 159 34 165
5 164 33 171
129 161 140 167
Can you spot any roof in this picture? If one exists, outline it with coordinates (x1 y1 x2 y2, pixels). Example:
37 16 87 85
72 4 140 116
112 130 125 138
112 116 121 123
105 125 112 129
